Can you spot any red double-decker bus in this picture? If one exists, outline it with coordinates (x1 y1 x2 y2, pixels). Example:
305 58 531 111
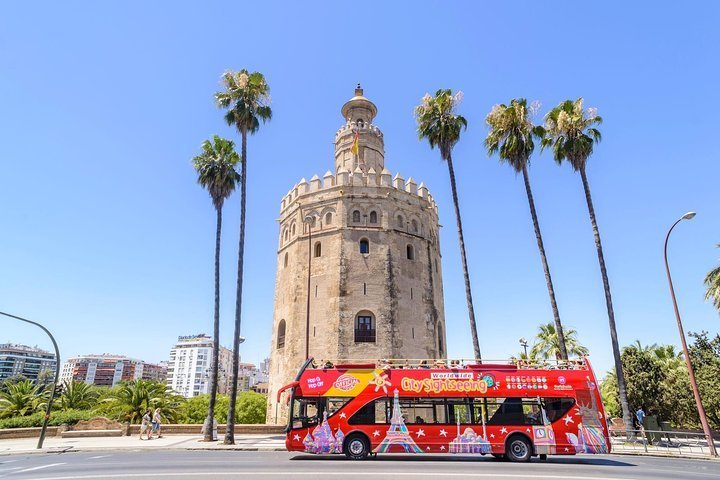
278 358 610 462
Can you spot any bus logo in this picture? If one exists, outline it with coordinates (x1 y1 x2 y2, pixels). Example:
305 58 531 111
333 374 360 391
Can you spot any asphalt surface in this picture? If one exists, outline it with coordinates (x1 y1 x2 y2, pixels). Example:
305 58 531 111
0 450 718 480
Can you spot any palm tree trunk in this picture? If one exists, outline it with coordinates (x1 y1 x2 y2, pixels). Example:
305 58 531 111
445 152 481 361
204 207 223 441
225 127 247 444
521 164 568 360
579 165 633 434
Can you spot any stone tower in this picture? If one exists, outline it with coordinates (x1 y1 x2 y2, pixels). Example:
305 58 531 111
267 86 446 422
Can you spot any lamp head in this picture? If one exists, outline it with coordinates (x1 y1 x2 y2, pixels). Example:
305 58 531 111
519 337 527 345
682 211 696 220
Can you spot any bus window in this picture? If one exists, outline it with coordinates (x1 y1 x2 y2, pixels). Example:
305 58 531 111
485 398 543 426
446 399 470 424
399 398 437 424
349 398 388 425
327 397 352 417
291 397 321 429
543 397 575 424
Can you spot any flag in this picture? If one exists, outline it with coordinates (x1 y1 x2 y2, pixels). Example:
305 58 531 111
351 131 359 156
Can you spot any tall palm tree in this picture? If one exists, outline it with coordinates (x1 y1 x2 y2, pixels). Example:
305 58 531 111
415 89 481 360
101 380 182 424
485 99 568 360
542 98 633 434
192 135 240 441
215 69 272 444
704 244 720 311
531 322 589 360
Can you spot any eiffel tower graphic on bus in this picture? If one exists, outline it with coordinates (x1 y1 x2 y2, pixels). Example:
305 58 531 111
374 389 423 453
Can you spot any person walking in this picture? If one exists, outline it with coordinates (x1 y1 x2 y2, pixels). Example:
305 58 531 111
635 406 646 428
140 409 152 440
152 408 162 439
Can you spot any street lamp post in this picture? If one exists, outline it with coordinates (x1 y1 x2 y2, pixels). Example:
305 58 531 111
0 311 60 449
663 211 717 457
519 338 529 358
303 215 313 360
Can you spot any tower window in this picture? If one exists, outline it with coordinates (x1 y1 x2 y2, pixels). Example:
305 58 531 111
277 320 286 349
411 219 418 233
359 238 370 254
437 323 444 356
284 252 288 268
325 212 332 226
314 242 322 258
396 215 404 229
291 223 296 236
355 311 375 343
369 211 378 224
283 229 289 242
357 119 365 127
352 210 361 223
406 244 415 260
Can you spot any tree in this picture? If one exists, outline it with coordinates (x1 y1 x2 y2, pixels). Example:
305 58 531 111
621 345 665 418
542 98 633 434
58 380 99 411
530 322 588 360
415 89 480 360
100 380 182 424
0 380 46 418
485 99 568 360
215 69 272 444
704 245 720 312
192 135 240 441
687 331 720 429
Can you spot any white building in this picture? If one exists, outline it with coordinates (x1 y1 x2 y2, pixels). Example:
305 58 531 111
166 334 233 398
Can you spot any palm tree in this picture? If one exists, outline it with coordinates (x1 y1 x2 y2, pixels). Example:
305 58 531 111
704 245 720 311
531 322 589 360
415 89 481 360
192 135 240 441
542 97 633 434
215 69 272 444
485 99 568 360
101 380 182 424
58 380 99 411
0 380 45 418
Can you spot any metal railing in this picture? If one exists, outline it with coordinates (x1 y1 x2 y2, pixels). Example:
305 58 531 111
610 428 718 458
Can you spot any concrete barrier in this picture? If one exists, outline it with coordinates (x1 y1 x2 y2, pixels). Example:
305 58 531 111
62 429 123 438
0 427 60 439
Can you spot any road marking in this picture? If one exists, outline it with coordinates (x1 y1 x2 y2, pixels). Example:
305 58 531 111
22 472 641 480
14 463 66 474
88 456 111 460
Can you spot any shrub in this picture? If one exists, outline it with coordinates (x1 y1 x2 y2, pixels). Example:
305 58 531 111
0 409 94 429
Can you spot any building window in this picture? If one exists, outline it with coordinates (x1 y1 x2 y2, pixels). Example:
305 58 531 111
314 242 322 258
411 219 418 233
355 312 376 343
396 215 404 229
291 223 296 236
325 212 332 226
359 238 370 254
369 211 378 224
283 229 289 242
406 244 414 260
357 119 365 127
438 323 444 355
352 210 361 223
277 320 286 349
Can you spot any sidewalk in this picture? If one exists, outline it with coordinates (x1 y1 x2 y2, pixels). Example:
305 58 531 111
0 434 286 456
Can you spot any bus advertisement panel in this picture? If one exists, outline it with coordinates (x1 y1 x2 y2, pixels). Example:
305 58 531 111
279 358 610 462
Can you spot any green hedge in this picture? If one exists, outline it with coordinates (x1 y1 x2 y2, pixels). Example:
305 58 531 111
0 409 93 429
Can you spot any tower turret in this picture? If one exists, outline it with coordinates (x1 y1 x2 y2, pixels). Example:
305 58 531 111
335 85 385 174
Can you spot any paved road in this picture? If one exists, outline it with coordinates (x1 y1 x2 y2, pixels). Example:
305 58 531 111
0 451 717 480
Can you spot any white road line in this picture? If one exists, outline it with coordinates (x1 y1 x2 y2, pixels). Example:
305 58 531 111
14 463 66 473
21 472 642 480
87 456 111 460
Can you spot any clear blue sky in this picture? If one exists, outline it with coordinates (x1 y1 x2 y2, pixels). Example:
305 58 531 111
1 2 718 376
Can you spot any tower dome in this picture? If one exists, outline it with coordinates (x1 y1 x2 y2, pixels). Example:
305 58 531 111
335 85 385 174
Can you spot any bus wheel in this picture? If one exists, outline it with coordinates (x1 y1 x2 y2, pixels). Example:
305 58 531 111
344 433 370 460
505 435 532 463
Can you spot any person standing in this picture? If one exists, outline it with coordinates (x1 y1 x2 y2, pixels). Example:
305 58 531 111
152 408 162 439
140 409 152 440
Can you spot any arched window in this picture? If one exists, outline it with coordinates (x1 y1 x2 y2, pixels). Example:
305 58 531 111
314 242 322 258
369 211 378 224
406 244 415 260
277 320 286 349
396 215 404 229
283 229 289 242
359 238 370 254
352 210 361 223
325 212 332 226
357 119 365 127
291 223 296 236
355 311 375 343
437 323 444 355
284 252 288 267
411 219 418 233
